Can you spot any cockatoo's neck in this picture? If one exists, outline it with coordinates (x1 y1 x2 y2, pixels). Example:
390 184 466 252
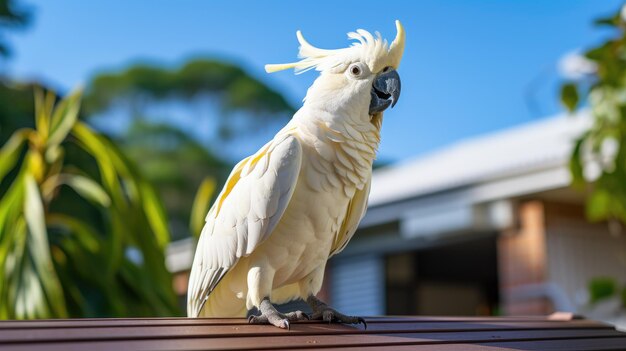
291 104 381 194
285 72 383 192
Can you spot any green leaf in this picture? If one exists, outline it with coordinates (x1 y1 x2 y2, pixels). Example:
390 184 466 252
48 89 82 147
0 174 27 318
47 214 101 254
61 174 111 207
7 219 29 318
588 277 617 303
569 136 587 189
34 89 56 139
0 129 29 181
139 181 170 249
0 178 24 238
0 175 25 240
561 83 579 112
190 177 216 239
72 123 125 205
586 189 610 221
44 144 63 164
72 122 127 274
23 174 68 318
2 85 180 318
594 13 620 27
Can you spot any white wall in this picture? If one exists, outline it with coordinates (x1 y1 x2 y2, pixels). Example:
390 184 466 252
546 213 626 310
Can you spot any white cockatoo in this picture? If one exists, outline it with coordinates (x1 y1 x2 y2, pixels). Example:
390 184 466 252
187 21 404 329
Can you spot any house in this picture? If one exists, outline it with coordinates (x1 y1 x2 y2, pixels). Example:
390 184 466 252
167 113 626 325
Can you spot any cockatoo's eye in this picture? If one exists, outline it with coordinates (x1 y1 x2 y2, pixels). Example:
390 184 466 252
348 63 365 78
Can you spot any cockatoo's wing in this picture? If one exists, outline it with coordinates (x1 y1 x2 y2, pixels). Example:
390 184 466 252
329 177 371 257
187 131 302 317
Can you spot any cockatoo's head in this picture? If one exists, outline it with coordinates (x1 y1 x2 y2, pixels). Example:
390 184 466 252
266 21 405 122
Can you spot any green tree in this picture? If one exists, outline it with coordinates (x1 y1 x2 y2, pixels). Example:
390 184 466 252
0 0 31 58
83 60 296 238
561 5 626 309
83 59 294 139
0 80 36 145
122 120 228 239
0 0 34 145
0 89 179 318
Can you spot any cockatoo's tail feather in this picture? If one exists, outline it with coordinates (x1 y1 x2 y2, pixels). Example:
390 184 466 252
265 20 405 75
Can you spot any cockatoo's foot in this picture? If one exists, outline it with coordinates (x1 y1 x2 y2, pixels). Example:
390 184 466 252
306 295 367 329
248 298 309 329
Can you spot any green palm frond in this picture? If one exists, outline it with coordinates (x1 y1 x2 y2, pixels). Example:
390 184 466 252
0 88 179 318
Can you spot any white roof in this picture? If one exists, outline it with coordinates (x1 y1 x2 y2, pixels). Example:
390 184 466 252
369 113 591 207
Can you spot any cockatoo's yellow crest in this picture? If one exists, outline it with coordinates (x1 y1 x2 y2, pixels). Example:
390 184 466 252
265 20 405 75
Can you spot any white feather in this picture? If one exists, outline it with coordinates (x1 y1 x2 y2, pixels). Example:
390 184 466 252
187 131 302 317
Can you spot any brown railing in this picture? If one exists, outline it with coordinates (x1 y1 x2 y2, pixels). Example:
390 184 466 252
0 315 625 350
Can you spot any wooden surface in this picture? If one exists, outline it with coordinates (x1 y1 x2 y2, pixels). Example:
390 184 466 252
1 316 625 351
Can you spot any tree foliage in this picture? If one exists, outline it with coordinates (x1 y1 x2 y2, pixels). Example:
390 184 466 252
120 120 227 239
0 80 36 144
83 59 295 139
0 0 299 318
0 0 31 58
0 89 179 318
82 59 296 239
561 7 626 225
561 6 626 309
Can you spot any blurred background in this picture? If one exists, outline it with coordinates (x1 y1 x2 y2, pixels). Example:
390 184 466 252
1 0 625 330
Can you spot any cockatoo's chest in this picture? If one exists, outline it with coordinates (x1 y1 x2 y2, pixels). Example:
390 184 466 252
259 162 354 285
246 130 375 288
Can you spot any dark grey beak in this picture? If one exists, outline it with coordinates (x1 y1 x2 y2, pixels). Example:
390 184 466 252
369 67 401 115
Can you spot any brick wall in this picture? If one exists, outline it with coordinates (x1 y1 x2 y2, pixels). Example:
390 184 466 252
498 200 553 315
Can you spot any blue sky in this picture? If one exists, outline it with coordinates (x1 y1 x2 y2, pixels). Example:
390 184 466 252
4 0 623 163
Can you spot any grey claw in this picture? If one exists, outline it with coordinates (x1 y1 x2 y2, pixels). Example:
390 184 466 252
247 315 255 324
323 310 333 323
284 310 310 322
285 319 290 330
358 317 367 330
